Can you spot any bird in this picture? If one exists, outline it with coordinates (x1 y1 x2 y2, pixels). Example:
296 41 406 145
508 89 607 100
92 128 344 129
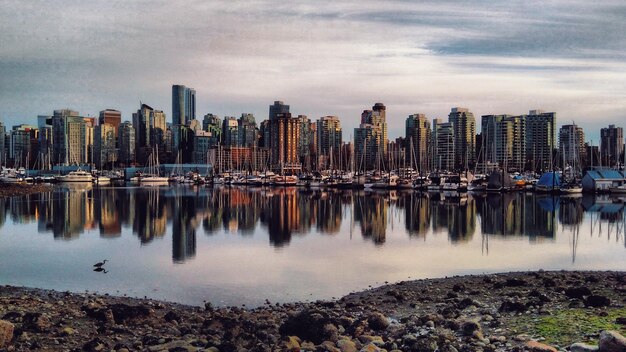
93 259 108 268
93 267 108 274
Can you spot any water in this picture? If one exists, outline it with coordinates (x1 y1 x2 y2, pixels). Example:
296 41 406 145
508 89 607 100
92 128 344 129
0 184 624 307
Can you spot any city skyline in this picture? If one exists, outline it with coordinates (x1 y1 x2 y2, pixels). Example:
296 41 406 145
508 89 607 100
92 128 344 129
1 1 625 142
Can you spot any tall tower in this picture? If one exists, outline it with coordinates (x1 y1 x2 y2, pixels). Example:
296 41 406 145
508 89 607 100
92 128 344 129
317 116 342 169
559 124 585 172
525 110 556 172
354 103 388 170
98 109 122 143
268 102 300 173
448 107 476 171
600 124 624 168
172 85 196 126
405 114 431 173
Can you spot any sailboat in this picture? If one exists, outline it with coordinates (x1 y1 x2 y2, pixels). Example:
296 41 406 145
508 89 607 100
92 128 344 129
130 148 169 184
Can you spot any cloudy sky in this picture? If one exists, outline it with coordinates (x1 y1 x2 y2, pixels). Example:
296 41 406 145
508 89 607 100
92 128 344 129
1 0 625 141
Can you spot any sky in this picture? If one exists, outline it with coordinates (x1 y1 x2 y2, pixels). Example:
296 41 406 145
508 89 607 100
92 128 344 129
1 0 625 142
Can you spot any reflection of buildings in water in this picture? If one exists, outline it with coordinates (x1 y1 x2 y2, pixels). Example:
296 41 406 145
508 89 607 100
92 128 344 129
49 188 92 240
478 193 556 239
430 193 475 243
0 198 6 231
315 191 341 234
404 193 430 238
172 195 198 263
261 188 303 247
582 195 625 243
132 188 168 244
559 195 584 227
201 187 263 236
94 188 122 238
354 194 387 245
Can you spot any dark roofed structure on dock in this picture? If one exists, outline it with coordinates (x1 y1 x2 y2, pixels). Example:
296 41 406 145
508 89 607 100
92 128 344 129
581 168 625 192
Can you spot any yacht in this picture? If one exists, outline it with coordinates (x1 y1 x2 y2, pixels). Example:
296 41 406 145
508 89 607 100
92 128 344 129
55 170 94 183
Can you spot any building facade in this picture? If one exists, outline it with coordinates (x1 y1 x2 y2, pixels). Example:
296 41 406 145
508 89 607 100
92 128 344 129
354 103 388 171
405 114 431 173
448 107 476 170
172 85 196 126
559 124 585 172
94 123 117 169
432 119 454 171
600 124 624 168
525 110 556 172
98 109 121 143
118 121 136 166
52 109 87 165
316 116 342 170
481 114 526 172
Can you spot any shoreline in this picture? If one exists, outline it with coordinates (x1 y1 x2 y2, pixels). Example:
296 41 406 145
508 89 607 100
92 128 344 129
0 184 54 198
1 270 625 351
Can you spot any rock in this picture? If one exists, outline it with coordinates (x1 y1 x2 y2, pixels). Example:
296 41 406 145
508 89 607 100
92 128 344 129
279 309 337 344
82 304 115 324
337 338 358 352
281 336 301 351
22 312 51 332
164 310 181 322
108 303 152 323
525 340 558 352
505 278 527 287
357 335 384 346
359 343 383 352
565 286 592 299
367 313 390 330
147 340 197 352
461 320 482 337
0 320 14 348
584 295 611 308
60 327 75 336
615 317 626 325
83 337 108 352
320 340 341 352
569 342 599 352
499 300 527 313
598 330 626 352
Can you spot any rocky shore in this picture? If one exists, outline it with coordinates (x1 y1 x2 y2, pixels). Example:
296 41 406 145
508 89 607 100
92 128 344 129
0 183 54 198
0 271 625 351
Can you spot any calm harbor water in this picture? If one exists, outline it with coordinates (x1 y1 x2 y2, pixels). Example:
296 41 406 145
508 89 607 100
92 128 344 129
0 184 624 307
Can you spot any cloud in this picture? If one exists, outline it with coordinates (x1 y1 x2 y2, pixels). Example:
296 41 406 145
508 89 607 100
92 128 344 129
0 0 624 142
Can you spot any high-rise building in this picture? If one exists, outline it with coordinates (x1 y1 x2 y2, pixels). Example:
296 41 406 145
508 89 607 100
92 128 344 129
432 119 454 171
132 103 166 164
269 101 289 121
317 116 342 169
118 121 135 166
52 109 87 165
354 103 388 170
259 120 270 148
296 115 312 162
405 114 431 173
524 110 556 172
600 124 624 168
448 107 476 170
0 121 5 166
98 109 121 142
172 85 196 126
202 113 221 147
222 117 240 147
269 111 301 173
559 124 585 172
481 114 526 171
94 123 117 169
193 130 212 164
37 115 53 169
9 124 38 167
238 113 258 147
